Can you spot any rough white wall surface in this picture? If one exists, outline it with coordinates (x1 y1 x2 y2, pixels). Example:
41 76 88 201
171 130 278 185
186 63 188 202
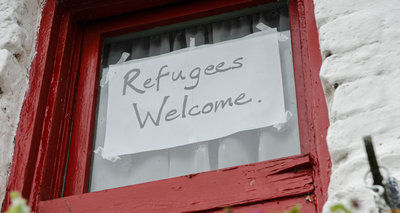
0 0 43 207
314 0 400 212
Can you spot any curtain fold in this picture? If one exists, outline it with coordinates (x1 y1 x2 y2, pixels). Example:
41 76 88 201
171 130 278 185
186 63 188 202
90 8 300 192
169 26 211 178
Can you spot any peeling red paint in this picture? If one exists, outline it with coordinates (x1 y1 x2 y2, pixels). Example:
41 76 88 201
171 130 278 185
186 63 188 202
3 0 330 212
39 155 314 212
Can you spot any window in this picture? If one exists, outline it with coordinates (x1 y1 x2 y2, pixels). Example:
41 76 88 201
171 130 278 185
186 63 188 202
3 0 330 212
90 4 302 192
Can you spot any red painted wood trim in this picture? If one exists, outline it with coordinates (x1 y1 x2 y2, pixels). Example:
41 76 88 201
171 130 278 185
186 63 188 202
61 0 275 22
63 26 102 196
64 0 185 21
26 10 73 208
289 0 331 211
85 0 276 38
2 0 62 211
63 0 181 8
35 10 84 203
3 1 84 211
41 155 313 213
289 0 310 155
204 195 316 213
298 0 331 212
2 0 330 212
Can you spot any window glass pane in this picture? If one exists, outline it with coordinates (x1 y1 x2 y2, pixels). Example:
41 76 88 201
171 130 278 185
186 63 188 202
89 4 300 192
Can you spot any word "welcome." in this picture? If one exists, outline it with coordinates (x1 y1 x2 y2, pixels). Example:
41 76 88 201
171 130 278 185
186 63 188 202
133 92 252 128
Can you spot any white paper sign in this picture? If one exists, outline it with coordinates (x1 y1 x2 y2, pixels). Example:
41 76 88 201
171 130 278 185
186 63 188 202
103 31 286 156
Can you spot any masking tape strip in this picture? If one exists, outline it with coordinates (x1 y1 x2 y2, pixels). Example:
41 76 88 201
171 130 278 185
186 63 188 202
94 146 121 162
100 52 130 86
256 23 288 41
189 37 196 47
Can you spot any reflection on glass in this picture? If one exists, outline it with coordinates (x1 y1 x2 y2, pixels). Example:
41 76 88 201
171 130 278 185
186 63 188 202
89 5 300 192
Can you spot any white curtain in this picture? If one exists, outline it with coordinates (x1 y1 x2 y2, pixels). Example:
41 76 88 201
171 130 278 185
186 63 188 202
89 8 300 192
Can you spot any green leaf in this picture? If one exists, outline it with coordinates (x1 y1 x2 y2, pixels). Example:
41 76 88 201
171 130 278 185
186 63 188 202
330 204 353 213
5 191 31 213
285 205 301 213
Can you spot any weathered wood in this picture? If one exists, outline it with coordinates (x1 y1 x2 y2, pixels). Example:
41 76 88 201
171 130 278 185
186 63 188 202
4 0 329 212
2 0 63 211
289 0 331 211
39 155 313 213
204 195 316 213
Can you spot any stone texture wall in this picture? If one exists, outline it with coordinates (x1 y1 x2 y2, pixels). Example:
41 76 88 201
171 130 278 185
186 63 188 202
0 0 43 206
314 0 400 212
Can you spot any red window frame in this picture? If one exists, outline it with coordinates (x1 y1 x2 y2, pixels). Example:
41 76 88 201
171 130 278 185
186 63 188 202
2 0 330 212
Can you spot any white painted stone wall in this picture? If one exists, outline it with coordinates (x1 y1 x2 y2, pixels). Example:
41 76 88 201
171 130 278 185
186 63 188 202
314 0 400 212
0 0 43 207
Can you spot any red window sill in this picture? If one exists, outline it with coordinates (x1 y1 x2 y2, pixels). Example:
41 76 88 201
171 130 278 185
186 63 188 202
39 154 313 212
